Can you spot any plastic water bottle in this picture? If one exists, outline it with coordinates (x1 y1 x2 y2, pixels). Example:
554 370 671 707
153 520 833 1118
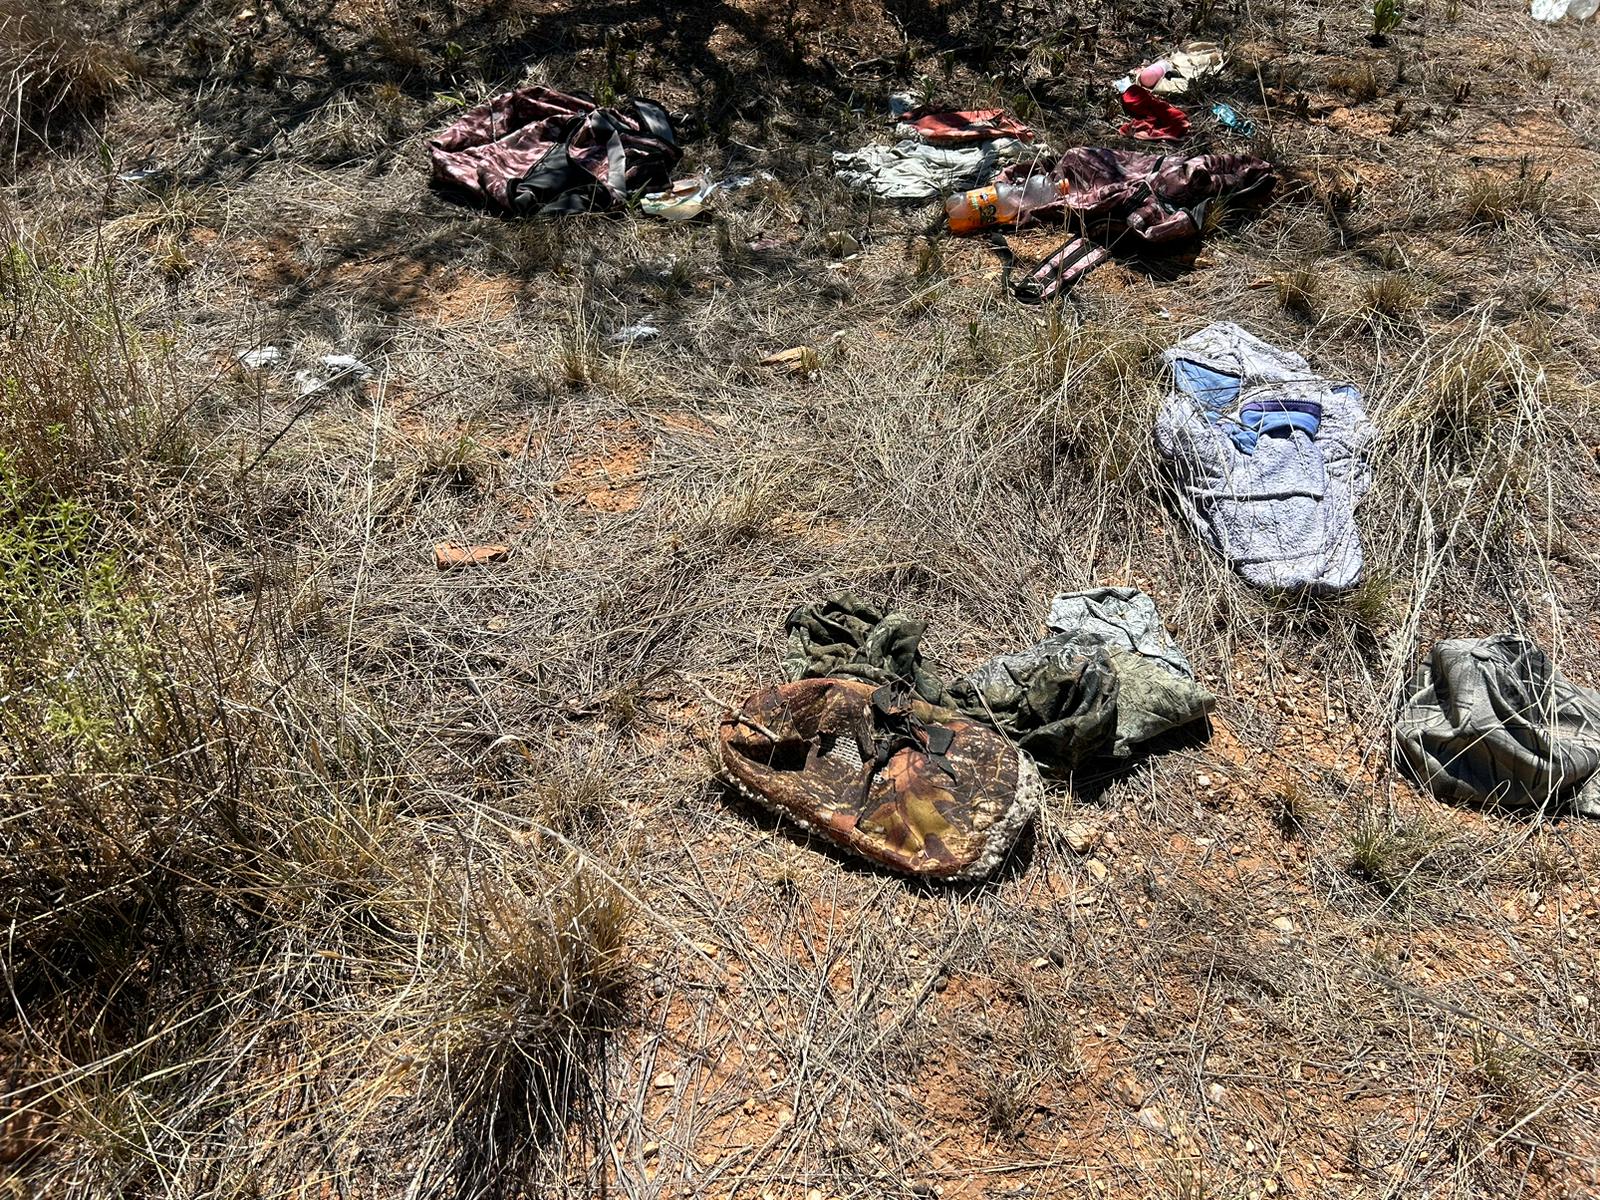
1136 59 1170 88
945 174 1069 234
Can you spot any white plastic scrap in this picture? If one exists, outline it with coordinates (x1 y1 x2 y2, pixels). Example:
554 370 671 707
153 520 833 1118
295 354 372 397
1533 0 1597 19
237 345 282 369
609 324 660 346
641 170 775 220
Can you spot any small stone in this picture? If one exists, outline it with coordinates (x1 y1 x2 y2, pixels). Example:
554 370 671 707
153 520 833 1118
1136 1106 1168 1134
824 230 862 258
1500 970 1517 985
1265 1179 1279 1196
642 1142 660 1158
1574 994 1590 1012
1087 858 1109 883
1196 773 1213 788
1271 916 1296 935
1028 956 1050 970
652 1071 676 1089
1113 1073 1145 1108
1064 821 1101 854
808 1190 824 1200
1206 1082 1225 1103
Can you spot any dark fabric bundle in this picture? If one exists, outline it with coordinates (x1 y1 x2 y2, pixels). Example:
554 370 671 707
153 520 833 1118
429 85 680 216
1395 635 1600 815
783 592 1211 772
999 147 1274 248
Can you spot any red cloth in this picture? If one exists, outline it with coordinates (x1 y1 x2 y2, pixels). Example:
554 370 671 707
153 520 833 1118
1117 86 1191 143
902 107 1035 145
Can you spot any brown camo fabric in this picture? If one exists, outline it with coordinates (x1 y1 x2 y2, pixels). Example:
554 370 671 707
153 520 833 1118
720 678 1033 880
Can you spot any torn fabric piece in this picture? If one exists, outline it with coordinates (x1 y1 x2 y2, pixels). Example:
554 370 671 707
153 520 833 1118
428 85 680 215
1395 635 1600 816
782 594 949 705
833 137 1037 201
1046 588 1196 680
1044 588 1214 755
948 634 1121 769
1154 322 1376 592
783 591 1210 770
997 148 1274 249
897 107 1036 146
1154 43 1227 94
1118 86 1192 142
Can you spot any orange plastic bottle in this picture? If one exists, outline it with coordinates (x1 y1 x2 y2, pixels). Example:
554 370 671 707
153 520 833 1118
945 175 1069 235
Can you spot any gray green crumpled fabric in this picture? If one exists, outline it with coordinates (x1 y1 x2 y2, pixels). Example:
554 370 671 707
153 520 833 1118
1044 587 1214 756
783 588 1212 770
1394 634 1600 816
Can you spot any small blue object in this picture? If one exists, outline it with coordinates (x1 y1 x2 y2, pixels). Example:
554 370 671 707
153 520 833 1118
1211 102 1256 137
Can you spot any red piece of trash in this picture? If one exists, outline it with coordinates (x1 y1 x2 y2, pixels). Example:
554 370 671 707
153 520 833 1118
434 542 510 570
902 107 1035 145
1118 86 1191 142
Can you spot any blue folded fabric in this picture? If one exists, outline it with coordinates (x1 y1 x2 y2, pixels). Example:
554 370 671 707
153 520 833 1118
1171 359 1240 408
1228 399 1322 452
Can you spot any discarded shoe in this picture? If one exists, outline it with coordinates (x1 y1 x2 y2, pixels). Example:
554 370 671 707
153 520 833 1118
721 678 1042 880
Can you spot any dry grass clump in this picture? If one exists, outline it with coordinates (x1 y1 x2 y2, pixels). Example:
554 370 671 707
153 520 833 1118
0 0 137 152
0 242 193 499
1328 63 1379 102
0 240 632 1196
1273 265 1324 319
1390 321 1547 451
1344 814 1454 903
1458 168 1554 228
1359 272 1427 323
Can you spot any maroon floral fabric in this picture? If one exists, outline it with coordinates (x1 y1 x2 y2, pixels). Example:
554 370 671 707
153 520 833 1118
428 85 680 214
1000 148 1274 247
